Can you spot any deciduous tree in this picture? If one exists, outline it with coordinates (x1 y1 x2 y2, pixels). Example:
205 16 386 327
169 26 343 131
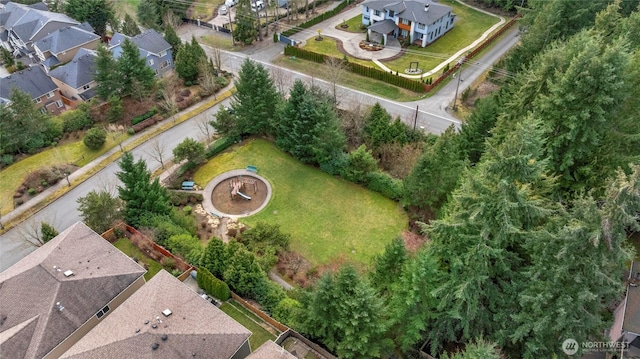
76 190 123 234
172 137 205 166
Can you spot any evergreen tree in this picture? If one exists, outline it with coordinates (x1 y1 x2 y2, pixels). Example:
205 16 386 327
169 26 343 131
163 25 182 52
137 0 161 29
64 0 116 40
364 102 393 149
175 37 207 82
441 339 503 359
223 246 265 297
0 89 49 154
172 137 205 166
121 14 141 36
118 39 156 96
116 152 170 227
94 44 121 99
403 126 465 212
76 190 123 234
300 265 391 359
234 0 257 45
369 237 407 297
41 222 58 243
275 80 344 164
232 59 280 136
456 93 500 164
427 119 555 352
343 144 378 184
210 106 239 138
201 237 228 278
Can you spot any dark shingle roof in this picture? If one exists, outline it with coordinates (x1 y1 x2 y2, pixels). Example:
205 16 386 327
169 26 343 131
0 2 78 41
0 65 58 101
49 49 97 89
61 270 252 359
0 222 146 359
247 341 297 359
368 19 397 34
363 0 452 25
110 29 171 56
34 24 98 55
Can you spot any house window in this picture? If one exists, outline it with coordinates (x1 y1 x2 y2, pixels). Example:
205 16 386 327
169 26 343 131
374 10 380 16
401 18 409 25
159 50 167 57
401 29 408 37
39 107 47 114
160 60 171 69
417 23 425 30
149 59 154 66
33 97 42 104
56 100 63 108
46 92 54 99
96 305 110 319
388 10 394 17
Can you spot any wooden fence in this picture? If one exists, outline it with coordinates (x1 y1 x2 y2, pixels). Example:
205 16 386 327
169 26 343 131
275 329 337 359
230 292 289 332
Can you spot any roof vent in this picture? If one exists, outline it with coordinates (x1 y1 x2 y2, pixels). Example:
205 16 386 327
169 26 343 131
56 302 64 311
135 328 140 333
63 270 74 277
151 343 159 350
53 266 61 272
162 309 172 317
424 3 430 11
161 334 168 341
152 324 158 329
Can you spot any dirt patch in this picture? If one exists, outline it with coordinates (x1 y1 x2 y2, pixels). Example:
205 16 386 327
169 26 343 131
211 176 269 215
402 230 427 252
463 80 500 107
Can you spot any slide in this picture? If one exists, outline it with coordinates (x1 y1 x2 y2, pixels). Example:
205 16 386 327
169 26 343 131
237 191 251 200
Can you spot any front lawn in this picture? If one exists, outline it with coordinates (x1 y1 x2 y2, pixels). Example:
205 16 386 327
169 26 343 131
382 0 501 73
194 139 408 266
0 134 127 216
335 14 366 33
302 36 371 68
219 301 277 350
190 0 224 21
113 238 165 281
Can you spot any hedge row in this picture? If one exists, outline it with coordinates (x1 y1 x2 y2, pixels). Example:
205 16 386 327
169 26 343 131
284 46 425 92
206 136 237 158
131 114 162 133
197 267 231 300
282 0 348 37
132 108 158 125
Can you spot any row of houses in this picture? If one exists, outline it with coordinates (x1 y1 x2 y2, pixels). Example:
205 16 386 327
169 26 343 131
0 222 299 359
0 1 174 115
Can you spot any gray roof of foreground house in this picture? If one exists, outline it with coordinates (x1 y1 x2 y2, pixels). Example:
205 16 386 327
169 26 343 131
110 29 171 57
363 0 453 25
0 65 58 101
60 270 252 359
34 23 98 56
0 222 146 359
246 340 297 359
49 48 97 89
0 2 78 42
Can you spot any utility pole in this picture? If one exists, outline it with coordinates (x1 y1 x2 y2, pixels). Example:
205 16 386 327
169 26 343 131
413 105 419 131
228 9 234 45
452 56 465 111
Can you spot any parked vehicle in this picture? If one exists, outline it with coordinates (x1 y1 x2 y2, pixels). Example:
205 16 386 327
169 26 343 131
219 4 228 15
224 0 237 7
251 0 264 11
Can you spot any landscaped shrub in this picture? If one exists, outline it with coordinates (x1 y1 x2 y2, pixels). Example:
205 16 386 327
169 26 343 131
365 171 403 200
197 267 231 300
319 151 349 176
170 191 204 204
183 205 192 215
28 188 36 196
83 128 107 149
205 136 236 158
167 233 203 264
1 154 14 166
131 108 158 125
60 109 92 132
342 145 378 184
252 277 286 314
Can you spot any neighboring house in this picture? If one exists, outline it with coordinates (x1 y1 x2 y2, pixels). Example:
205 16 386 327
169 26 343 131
246 340 297 359
109 29 174 77
33 23 99 71
608 261 640 358
0 65 66 114
362 0 455 47
0 222 147 359
49 48 98 102
0 1 79 60
61 270 253 359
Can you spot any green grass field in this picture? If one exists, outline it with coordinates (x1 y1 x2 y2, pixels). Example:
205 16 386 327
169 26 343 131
193 139 407 266
382 0 501 73
113 238 165 281
0 133 127 216
190 0 224 21
335 14 366 33
220 301 277 350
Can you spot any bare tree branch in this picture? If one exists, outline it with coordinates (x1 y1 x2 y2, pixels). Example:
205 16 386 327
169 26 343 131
146 137 168 169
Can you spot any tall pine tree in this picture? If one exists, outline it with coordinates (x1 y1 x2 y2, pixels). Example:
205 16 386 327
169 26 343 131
232 59 280 136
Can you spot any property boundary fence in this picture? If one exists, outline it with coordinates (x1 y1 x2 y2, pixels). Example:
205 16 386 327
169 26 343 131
275 329 337 359
230 292 289 332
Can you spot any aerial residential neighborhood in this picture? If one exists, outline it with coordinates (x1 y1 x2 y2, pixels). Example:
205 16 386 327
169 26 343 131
0 0 639 358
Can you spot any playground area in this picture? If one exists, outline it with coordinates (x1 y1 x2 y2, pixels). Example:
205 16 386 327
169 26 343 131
206 170 271 217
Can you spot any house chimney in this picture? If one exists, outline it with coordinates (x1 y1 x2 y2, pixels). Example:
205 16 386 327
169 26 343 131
424 3 430 11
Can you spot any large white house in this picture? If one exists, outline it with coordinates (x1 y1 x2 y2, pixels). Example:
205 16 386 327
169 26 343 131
362 0 455 47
